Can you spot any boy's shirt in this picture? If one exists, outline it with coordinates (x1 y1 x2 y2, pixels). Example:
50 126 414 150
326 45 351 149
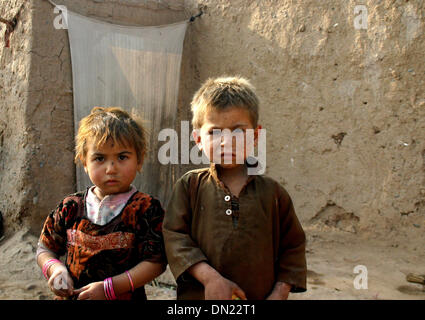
163 163 307 300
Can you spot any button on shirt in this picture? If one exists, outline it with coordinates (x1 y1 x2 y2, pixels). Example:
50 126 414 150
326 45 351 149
163 164 307 300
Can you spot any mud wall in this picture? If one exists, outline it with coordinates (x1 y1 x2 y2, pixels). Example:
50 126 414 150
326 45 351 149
183 0 425 241
0 0 33 233
0 0 424 241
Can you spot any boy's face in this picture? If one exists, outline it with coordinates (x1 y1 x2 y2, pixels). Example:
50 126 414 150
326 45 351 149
193 106 260 169
83 138 142 200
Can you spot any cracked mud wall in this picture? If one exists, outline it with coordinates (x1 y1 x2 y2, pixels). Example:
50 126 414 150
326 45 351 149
0 0 77 234
0 0 424 243
0 0 33 233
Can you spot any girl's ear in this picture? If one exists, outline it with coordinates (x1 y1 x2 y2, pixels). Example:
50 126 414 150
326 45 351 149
137 152 145 172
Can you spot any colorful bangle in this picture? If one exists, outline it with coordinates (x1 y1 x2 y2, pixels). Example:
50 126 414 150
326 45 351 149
109 277 116 300
103 278 110 300
42 259 61 279
103 277 116 300
125 270 134 292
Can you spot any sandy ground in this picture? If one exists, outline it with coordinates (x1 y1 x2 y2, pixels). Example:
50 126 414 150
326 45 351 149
0 226 423 300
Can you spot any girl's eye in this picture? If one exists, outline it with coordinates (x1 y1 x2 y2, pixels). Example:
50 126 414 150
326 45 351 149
94 156 104 162
233 128 244 133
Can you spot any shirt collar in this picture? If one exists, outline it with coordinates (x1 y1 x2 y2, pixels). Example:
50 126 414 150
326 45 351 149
208 163 256 193
87 185 137 204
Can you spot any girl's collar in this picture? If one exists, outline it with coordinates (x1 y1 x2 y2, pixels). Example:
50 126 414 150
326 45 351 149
88 185 137 204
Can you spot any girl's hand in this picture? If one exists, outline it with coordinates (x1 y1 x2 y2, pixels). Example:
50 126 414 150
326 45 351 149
47 263 74 297
74 281 106 300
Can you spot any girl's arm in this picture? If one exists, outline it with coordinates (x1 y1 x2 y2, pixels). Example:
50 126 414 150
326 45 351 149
37 251 58 275
37 251 74 297
74 260 166 300
112 260 166 295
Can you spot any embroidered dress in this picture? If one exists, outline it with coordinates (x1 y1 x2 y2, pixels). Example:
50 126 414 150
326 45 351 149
39 189 166 300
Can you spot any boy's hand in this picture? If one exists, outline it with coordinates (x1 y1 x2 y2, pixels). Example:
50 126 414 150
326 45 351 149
204 275 247 300
266 282 291 300
47 263 74 297
74 281 106 300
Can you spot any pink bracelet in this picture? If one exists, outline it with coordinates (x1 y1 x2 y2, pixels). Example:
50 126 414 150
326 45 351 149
103 279 110 300
109 277 116 300
103 277 116 300
125 270 134 292
42 259 61 279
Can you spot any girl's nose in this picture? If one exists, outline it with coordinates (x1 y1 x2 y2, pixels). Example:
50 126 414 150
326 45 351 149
105 161 117 173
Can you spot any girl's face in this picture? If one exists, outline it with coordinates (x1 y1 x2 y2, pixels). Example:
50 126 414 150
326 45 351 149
83 138 142 200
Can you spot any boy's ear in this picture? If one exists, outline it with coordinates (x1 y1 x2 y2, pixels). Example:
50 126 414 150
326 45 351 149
192 129 203 150
254 125 262 147
80 158 88 173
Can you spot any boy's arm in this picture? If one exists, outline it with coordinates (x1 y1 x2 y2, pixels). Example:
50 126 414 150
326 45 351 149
162 176 208 281
188 261 246 300
275 187 307 294
163 175 246 300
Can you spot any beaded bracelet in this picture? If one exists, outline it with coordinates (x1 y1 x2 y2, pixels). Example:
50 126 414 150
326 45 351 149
125 270 134 292
42 259 61 279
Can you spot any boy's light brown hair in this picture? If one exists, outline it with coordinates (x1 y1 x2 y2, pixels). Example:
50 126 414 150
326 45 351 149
75 107 147 166
191 76 260 129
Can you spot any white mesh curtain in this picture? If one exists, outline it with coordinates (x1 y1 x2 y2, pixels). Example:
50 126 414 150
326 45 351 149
67 11 188 206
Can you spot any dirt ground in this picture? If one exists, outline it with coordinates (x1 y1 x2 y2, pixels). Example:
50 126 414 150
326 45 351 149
0 225 423 300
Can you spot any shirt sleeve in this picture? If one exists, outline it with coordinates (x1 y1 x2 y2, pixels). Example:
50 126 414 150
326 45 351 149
136 197 168 265
162 175 208 281
276 186 307 292
38 198 78 257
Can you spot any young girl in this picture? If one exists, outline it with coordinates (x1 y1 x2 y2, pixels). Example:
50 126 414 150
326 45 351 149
36 107 167 300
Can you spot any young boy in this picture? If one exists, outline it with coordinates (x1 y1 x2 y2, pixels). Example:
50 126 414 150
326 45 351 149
163 76 307 300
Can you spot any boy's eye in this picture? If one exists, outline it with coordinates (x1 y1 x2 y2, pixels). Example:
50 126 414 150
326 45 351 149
209 129 222 136
233 128 244 133
118 155 128 161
